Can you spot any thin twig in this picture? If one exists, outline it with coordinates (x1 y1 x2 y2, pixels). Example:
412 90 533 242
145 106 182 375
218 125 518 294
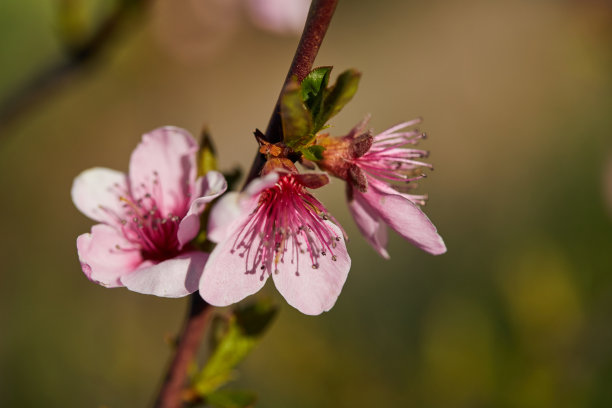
0 0 147 135
154 295 213 408
244 0 339 185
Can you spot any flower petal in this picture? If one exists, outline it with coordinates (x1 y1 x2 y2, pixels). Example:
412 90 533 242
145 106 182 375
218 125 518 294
71 167 128 226
244 172 279 196
121 251 208 297
207 192 243 243
177 171 228 247
77 224 142 288
347 187 390 259
129 126 198 216
359 184 447 255
272 221 351 315
199 208 269 307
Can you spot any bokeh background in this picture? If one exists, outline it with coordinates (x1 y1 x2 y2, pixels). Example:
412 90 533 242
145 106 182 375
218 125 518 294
1 0 611 406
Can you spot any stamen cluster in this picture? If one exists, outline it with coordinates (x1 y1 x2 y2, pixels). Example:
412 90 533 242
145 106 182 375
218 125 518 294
230 173 340 277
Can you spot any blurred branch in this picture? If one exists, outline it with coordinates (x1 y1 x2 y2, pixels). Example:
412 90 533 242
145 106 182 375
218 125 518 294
154 295 213 408
0 0 149 135
244 0 339 185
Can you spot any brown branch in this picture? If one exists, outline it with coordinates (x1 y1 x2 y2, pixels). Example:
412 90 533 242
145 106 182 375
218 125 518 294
244 0 339 185
154 295 213 408
0 0 147 136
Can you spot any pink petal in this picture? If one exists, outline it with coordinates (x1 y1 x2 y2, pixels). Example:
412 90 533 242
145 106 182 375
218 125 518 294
199 210 269 307
347 188 390 259
71 167 128 226
129 126 198 216
358 184 447 255
272 222 351 315
177 171 228 247
77 224 143 288
207 192 242 243
121 251 208 297
244 172 279 196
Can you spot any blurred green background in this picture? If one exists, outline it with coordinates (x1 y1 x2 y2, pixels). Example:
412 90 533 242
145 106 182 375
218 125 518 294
1 0 611 406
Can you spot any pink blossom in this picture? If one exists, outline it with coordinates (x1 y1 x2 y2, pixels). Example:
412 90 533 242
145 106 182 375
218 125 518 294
318 117 446 258
244 0 310 34
200 171 350 315
72 127 227 297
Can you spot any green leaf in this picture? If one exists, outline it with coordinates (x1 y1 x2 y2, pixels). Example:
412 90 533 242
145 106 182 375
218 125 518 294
205 390 257 408
280 79 314 149
316 69 361 130
191 300 278 396
301 66 332 122
300 145 326 161
198 128 218 177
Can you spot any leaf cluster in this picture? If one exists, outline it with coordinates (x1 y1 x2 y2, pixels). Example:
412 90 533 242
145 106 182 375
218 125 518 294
280 67 361 160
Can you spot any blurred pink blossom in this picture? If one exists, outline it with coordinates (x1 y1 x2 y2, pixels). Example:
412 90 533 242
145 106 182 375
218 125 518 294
72 127 227 297
245 0 310 34
152 0 309 61
318 117 446 258
200 170 350 315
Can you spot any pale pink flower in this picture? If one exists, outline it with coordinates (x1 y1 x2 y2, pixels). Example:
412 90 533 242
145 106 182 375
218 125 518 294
318 117 446 258
72 127 227 297
200 171 350 315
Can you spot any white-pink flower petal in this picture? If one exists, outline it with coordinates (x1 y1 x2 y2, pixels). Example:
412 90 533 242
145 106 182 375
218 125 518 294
347 189 390 259
199 210 270 306
77 224 143 288
272 221 351 315
129 126 198 216
177 170 227 247
358 184 446 255
206 192 243 244
71 167 128 226
121 251 208 297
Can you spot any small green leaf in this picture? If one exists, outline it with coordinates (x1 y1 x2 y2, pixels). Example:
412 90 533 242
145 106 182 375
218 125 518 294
280 79 314 149
198 128 218 177
316 69 361 130
301 66 332 121
205 389 257 408
300 145 326 162
191 300 278 396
